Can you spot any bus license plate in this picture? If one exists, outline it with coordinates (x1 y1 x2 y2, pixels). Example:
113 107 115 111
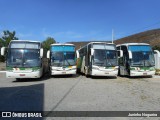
105 72 109 74
62 72 66 74
143 73 147 75
20 74 25 76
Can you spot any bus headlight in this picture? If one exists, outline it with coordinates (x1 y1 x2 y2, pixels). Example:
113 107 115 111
130 67 136 70
92 66 99 70
150 67 155 71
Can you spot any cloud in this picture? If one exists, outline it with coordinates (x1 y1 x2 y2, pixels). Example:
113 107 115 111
41 28 113 42
17 32 33 39
42 29 84 40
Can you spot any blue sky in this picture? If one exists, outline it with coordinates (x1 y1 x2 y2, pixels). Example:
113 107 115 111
0 0 160 43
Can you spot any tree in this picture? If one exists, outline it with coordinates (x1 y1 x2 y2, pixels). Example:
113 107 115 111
42 37 56 51
0 30 18 62
152 45 160 51
1 30 18 47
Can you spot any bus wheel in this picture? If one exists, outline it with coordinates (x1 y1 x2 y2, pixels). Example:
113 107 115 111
85 69 89 78
49 70 52 77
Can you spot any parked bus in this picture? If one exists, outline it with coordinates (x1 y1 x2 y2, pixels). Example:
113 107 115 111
116 43 156 77
1 40 48 80
47 43 76 75
76 42 118 77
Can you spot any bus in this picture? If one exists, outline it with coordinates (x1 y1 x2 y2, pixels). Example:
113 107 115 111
76 42 118 77
1 40 48 80
47 43 76 75
116 43 156 77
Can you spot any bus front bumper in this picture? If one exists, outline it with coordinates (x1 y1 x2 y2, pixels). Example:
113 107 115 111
6 71 42 78
130 71 155 76
51 69 76 75
50 66 77 75
91 69 118 76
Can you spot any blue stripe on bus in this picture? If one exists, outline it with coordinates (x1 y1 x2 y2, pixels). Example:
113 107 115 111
128 45 151 51
51 46 75 51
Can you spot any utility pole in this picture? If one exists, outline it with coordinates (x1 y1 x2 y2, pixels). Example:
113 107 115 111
112 29 114 43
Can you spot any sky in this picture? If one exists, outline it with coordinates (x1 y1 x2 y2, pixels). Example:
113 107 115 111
0 0 160 43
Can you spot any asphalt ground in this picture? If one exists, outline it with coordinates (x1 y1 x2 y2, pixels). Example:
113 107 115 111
0 72 160 120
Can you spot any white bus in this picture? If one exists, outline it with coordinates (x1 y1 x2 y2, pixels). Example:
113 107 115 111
47 43 76 75
1 40 48 80
116 43 156 77
77 42 118 77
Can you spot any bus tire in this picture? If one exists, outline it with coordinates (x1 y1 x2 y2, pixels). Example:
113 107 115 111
84 69 89 78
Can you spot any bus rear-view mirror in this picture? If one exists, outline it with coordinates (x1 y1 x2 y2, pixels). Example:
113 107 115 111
154 50 160 57
47 50 50 59
1 47 6 56
117 50 123 58
128 50 132 59
40 48 43 58
91 49 94 55
76 50 79 58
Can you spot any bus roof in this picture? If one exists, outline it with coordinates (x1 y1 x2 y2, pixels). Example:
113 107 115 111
50 43 75 46
87 42 114 45
77 42 115 50
116 43 150 47
10 40 41 43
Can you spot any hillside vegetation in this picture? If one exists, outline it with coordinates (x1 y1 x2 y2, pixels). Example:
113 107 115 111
69 29 160 50
114 29 160 47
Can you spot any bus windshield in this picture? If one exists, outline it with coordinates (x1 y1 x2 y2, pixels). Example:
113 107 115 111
7 49 41 67
128 45 155 67
93 49 117 67
51 52 76 67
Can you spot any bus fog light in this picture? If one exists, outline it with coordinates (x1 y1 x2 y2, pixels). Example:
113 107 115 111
114 68 118 71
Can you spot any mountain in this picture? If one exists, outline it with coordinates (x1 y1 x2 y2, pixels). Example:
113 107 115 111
114 29 160 47
68 29 160 50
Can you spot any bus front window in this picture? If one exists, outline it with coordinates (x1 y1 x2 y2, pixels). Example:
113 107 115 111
51 52 76 66
7 49 23 67
7 49 41 67
51 52 63 67
24 49 41 67
129 45 155 67
64 52 76 66
131 51 155 67
93 49 117 67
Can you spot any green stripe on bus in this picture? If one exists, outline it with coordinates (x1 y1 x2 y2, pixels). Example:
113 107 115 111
6 67 40 70
130 67 155 71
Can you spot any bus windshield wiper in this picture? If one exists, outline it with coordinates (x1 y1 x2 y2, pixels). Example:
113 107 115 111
64 55 71 66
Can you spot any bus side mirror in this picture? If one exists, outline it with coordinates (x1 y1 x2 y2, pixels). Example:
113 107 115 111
76 50 79 58
47 50 50 59
1 47 6 56
154 50 160 57
128 51 132 59
117 50 123 58
91 49 94 55
40 48 43 58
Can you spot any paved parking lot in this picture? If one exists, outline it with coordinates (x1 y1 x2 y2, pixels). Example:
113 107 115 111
0 72 160 120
